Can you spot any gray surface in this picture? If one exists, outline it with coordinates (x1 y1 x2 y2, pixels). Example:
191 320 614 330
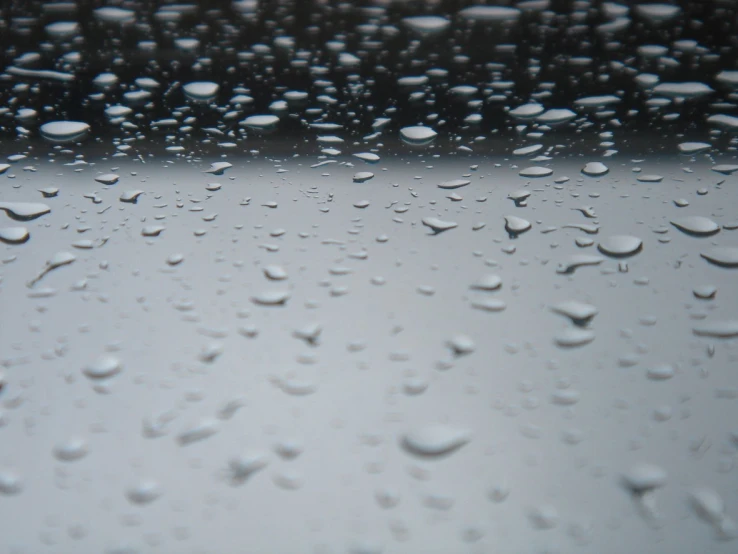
1 149 737 553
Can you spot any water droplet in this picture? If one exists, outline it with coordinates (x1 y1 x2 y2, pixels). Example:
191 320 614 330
402 15 450 33
353 152 380 163
459 6 521 21
251 290 290 306
437 179 471 190
422 217 458 234
504 215 532 238
83 355 122 379
556 254 604 274
39 121 89 143
528 505 559 529
447 335 476 356
471 298 507 312
693 285 717 300
712 164 738 175
700 247 738 268
670 216 720 237
183 81 219 101
126 481 162 505
241 114 279 130
28 251 76 287
0 201 51 221
353 172 374 183
692 320 738 339
678 142 711 154
229 453 268 483
166 254 184 266
94 6 135 22
470 274 502 291
141 225 165 237
508 189 531 206
263 265 288 280
519 166 553 178
53 438 89 462
550 301 598 326
622 463 667 494
400 126 437 145
690 488 726 526
178 420 218 446
204 161 232 175
92 175 119 189
554 328 595 348
646 364 675 380
0 227 30 245
401 425 471 458
120 190 144 203
597 235 643 257
0 470 22 496
582 162 609 176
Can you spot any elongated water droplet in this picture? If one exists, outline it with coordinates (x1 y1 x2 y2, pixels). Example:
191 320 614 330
401 426 471 457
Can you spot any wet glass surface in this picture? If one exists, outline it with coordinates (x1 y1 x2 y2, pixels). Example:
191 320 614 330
1 1 738 553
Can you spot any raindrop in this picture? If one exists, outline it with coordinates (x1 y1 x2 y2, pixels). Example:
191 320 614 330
554 328 595 348
0 227 30 245
53 438 89 462
400 126 437 145
621 463 667 494
437 179 471 190
447 335 476 356
141 225 165 237
204 162 232 175
401 425 471 458
504 215 532 238
39 121 90 143
83 356 122 380
353 172 374 183
251 291 290 306
183 81 219 101
95 174 120 186
263 265 288 280
692 320 738 339
470 275 502 291
178 420 218 446
422 217 458 234
120 190 144 203
556 254 605 274
0 471 22 496
0 202 51 221
700 247 738 268
678 142 711 154
241 114 279 130
670 216 720 237
28 251 76 287
582 162 609 176
693 285 717 300
519 166 553 178
597 235 643 257
550 301 598 326
126 481 162 505
646 364 675 381
229 453 268 483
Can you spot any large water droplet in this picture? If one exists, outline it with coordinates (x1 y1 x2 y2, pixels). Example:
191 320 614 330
0 227 30 245
670 216 720 237
597 235 643 257
401 425 471 457
39 121 89 143
0 202 51 221
700 247 738 268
